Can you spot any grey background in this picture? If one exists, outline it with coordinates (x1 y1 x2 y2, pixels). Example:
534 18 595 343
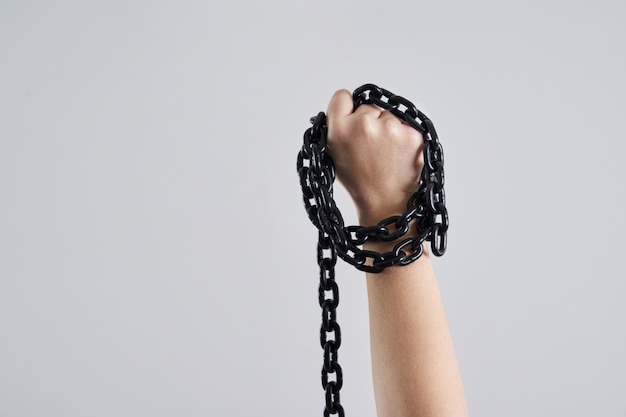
1 0 625 416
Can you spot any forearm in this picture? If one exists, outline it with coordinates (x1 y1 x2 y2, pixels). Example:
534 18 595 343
324 88 466 416
366 248 468 417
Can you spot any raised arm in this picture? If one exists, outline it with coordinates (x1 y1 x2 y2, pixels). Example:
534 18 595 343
326 89 468 417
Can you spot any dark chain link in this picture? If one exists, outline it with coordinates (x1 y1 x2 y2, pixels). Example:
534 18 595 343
297 84 448 417
317 230 344 417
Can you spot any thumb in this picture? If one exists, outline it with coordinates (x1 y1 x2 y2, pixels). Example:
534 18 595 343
327 89 354 120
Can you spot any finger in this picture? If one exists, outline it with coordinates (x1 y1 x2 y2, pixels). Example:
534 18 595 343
378 109 397 119
379 110 424 144
353 103 383 117
327 89 354 119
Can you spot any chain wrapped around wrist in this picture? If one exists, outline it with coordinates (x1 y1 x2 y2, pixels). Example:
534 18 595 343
296 84 448 417
298 83 448 272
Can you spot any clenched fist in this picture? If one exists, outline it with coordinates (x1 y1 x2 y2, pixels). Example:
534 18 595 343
325 89 425 227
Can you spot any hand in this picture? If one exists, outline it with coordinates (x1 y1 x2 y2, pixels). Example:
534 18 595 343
323 89 468 417
326 89 425 227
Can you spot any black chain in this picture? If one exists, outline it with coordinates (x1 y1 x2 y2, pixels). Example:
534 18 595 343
317 229 344 417
297 84 448 417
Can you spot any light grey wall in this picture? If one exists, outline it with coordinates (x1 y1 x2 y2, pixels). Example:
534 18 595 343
1 1 624 416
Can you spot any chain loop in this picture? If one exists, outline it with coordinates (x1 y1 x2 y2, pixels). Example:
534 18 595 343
298 84 448 416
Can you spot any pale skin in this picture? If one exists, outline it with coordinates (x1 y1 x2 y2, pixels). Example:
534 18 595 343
326 90 469 417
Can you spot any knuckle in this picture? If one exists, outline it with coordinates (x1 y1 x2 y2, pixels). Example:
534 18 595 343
382 116 402 136
346 114 379 139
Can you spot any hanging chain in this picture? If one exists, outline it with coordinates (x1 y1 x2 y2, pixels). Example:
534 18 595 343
297 84 448 417
318 229 344 417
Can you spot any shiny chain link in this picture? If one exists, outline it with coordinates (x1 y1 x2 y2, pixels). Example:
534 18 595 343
317 230 344 417
297 84 448 417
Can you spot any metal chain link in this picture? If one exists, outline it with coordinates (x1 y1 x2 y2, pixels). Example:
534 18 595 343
317 229 344 417
297 84 448 417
